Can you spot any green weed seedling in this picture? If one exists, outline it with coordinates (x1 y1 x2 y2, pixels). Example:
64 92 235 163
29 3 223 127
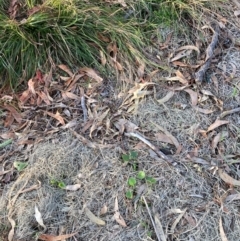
126 170 156 199
50 179 66 189
13 161 28 172
122 150 138 170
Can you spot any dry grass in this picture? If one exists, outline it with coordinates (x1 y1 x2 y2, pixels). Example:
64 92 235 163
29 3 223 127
1 3 240 241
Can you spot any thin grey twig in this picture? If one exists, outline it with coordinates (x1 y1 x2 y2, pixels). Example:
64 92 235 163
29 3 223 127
220 107 240 118
80 87 88 123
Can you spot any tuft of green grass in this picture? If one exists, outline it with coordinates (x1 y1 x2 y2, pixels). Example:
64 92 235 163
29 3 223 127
0 0 224 88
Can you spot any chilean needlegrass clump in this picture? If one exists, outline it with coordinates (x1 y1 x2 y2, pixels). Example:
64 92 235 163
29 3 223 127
0 0 223 88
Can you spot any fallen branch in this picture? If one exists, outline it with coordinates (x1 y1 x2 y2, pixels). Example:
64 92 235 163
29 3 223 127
124 132 176 165
195 23 219 83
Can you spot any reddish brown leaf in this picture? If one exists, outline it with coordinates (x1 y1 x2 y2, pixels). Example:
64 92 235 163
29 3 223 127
4 112 14 127
19 89 31 104
8 0 19 19
46 111 65 125
184 89 198 106
37 91 51 105
3 105 22 123
39 232 77 241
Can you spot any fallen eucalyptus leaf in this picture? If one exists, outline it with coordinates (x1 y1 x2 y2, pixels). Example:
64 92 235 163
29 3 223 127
84 207 105 226
34 205 46 230
218 169 240 186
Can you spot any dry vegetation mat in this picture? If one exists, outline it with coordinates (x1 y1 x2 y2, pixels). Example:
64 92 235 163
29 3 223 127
1 1 240 241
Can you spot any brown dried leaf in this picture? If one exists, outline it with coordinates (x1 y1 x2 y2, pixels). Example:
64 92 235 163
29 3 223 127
184 213 196 227
114 197 127 227
64 184 81 191
46 111 65 125
176 45 200 54
175 70 188 85
155 133 174 144
152 122 182 154
137 62 145 78
207 120 229 133
0 132 16 139
8 0 19 19
37 91 51 105
28 79 36 95
170 49 192 62
38 232 77 241
58 64 74 77
211 131 228 151
219 217 229 241
3 105 22 123
79 67 103 83
100 205 108 215
157 91 174 104
218 168 240 186
193 106 214 114
4 112 14 127
114 119 138 133
172 61 199 69
62 92 80 100
170 208 187 234
184 89 198 106
84 207 106 226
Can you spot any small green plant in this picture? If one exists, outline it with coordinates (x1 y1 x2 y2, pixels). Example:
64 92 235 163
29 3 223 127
123 151 157 199
122 150 138 162
146 176 157 185
128 177 137 187
125 190 134 199
137 171 146 180
13 161 28 171
50 179 66 189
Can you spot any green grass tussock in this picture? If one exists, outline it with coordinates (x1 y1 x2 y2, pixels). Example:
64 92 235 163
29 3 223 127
0 0 223 88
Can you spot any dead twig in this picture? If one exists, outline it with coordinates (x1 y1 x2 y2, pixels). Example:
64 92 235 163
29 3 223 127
195 23 219 83
80 87 88 123
220 107 240 118
124 132 176 165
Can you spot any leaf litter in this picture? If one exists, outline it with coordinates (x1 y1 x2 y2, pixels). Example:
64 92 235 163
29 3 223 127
1 9 240 241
